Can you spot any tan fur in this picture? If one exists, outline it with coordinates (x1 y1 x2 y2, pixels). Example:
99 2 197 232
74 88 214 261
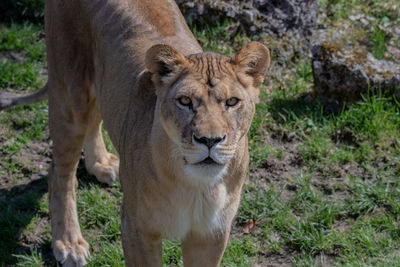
40 0 271 266
0 84 48 111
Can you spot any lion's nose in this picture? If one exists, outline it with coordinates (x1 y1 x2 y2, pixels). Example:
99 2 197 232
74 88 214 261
193 135 226 149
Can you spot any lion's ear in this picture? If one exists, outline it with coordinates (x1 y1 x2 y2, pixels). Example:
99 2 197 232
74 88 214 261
145 44 188 87
233 42 270 88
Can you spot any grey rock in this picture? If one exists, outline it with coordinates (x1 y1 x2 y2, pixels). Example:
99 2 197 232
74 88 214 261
312 43 400 103
242 9 257 25
176 0 318 39
252 0 318 39
176 0 318 64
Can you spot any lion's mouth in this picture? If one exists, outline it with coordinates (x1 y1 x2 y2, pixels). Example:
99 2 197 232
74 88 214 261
183 156 225 166
200 157 215 164
195 156 224 165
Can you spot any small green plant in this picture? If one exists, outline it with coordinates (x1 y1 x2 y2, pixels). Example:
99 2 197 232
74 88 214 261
369 26 389 60
14 249 44 267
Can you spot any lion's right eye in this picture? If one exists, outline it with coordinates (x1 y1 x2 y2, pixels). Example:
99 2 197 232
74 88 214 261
178 96 192 107
226 97 240 107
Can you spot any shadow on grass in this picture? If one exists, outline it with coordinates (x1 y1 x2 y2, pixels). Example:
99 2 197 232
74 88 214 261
76 157 115 190
0 176 50 265
266 89 400 131
0 158 108 266
266 93 333 126
0 0 44 25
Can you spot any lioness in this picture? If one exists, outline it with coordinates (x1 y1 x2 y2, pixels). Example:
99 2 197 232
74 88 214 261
3 0 270 266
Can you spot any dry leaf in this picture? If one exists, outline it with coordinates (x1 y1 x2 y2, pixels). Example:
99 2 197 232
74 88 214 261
243 219 255 234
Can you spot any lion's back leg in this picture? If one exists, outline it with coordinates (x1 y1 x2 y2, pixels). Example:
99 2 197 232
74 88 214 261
83 105 119 185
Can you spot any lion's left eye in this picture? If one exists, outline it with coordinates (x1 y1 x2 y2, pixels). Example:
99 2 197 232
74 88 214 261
226 97 240 107
177 96 192 107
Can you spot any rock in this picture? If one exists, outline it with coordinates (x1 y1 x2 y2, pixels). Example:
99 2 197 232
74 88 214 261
311 42 400 104
242 9 257 25
252 0 318 39
176 0 318 39
176 0 319 64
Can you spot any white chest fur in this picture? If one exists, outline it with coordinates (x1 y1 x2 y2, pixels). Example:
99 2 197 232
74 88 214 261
149 182 228 240
148 133 232 239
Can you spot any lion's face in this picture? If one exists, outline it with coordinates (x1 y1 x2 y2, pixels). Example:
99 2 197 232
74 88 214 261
146 43 270 185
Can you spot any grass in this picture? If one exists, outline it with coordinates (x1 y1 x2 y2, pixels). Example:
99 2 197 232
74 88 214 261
369 26 389 60
1 2 400 266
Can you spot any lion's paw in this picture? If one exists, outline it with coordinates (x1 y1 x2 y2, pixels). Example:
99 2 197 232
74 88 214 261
53 238 90 267
86 153 119 186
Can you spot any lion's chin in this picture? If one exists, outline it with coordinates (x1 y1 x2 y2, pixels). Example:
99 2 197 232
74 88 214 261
183 163 228 187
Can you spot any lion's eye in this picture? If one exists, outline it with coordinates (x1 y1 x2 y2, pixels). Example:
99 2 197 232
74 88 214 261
226 97 240 107
178 96 192 107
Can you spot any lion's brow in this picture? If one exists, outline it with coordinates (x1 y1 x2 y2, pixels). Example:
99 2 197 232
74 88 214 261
188 54 230 85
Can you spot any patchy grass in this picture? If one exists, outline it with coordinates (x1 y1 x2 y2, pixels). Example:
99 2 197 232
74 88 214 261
1 3 400 267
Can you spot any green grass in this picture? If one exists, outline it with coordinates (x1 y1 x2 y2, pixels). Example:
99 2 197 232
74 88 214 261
1 3 400 266
369 26 389 60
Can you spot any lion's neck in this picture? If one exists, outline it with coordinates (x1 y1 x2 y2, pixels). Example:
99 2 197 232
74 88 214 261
126 0 176 36
150 110 182 183
87 0 201 57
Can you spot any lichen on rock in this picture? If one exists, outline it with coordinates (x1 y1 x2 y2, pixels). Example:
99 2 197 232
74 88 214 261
312 42 400 104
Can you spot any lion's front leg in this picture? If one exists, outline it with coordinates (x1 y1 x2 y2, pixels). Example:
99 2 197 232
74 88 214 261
48 98 91 266
182 230 230 267
49 166 90 266
121 195 162 267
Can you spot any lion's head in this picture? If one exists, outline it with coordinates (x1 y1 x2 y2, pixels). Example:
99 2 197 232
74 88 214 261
146 42 270 185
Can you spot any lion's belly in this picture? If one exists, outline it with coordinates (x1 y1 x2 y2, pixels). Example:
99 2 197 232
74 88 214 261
146 182 229 240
